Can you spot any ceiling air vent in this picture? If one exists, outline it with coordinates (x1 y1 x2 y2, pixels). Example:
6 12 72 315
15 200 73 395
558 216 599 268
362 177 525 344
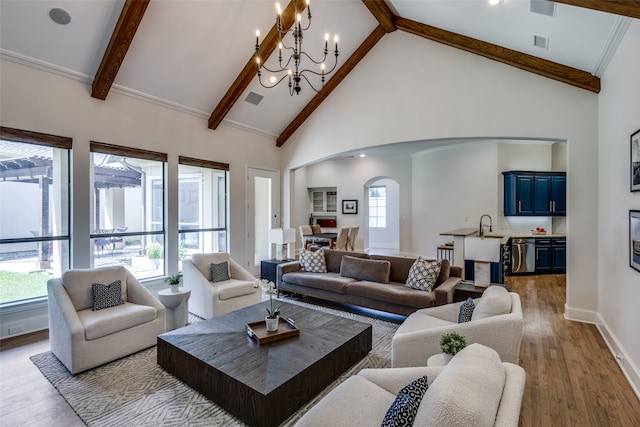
244 91 264 106
534 35 549 49
530 0 555 17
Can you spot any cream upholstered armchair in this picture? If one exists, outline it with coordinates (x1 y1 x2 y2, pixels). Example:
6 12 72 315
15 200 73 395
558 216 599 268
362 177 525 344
391 286 524 367
47 265 166 374
182 252 260 319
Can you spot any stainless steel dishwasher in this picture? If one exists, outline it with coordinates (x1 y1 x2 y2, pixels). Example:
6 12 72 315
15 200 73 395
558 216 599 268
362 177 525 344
511 238 536 273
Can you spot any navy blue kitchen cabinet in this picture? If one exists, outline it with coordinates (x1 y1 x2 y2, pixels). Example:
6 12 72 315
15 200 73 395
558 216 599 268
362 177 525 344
535 238 565 273
503 171 566 216
535 239 552 272
551 238 566 272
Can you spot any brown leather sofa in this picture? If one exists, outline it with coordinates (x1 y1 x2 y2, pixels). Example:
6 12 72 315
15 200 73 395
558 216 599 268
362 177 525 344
276 249 462 316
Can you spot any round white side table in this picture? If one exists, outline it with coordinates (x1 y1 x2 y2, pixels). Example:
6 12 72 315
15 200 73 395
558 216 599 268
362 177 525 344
158 288 191 331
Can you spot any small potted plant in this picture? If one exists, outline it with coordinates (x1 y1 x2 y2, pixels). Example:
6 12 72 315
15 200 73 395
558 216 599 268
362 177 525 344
439 332 467 363
164 273 183 292
254 279 280 331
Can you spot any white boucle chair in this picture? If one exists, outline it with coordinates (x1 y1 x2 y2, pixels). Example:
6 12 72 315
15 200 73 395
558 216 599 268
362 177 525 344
295 343 526 427
47 265 166 374
182 252 260 319
392 286 524 367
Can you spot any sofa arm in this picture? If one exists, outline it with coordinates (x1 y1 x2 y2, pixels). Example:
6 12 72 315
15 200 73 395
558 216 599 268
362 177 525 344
47 278 85 369
450 265 463 278
276 261 302 288
434 276 461 306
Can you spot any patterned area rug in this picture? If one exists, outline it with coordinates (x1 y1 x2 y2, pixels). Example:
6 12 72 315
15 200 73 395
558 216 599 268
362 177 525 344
31 298 400 426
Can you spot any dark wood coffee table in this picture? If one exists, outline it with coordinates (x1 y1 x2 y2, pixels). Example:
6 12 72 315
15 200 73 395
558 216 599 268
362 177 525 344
157 301 372 427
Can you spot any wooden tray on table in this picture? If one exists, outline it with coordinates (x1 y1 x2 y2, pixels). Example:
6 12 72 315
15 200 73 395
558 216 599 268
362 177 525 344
246 317 300 344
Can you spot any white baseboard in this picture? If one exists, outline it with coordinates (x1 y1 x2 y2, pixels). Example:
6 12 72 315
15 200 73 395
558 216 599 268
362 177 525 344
565 304 640 400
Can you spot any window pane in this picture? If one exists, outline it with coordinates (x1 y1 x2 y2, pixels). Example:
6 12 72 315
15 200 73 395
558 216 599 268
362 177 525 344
92 234 164 280
178 231 227 271
0 138 70 304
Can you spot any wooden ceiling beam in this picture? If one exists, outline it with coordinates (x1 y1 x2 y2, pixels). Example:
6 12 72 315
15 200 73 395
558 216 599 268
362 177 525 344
361 0 397 33
91 0 150 100
395 16 600 94
208 2 298 130
552 0 640 20
277 25 387 146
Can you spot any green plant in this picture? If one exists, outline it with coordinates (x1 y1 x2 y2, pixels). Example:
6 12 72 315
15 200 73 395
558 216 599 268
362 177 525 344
145 242 163 259
254 279 280 319
178 241 188 261
164 273 182 285
440 332 467 357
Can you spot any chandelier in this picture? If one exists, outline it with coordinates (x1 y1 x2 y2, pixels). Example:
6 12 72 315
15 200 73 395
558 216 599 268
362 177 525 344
254 0 339 96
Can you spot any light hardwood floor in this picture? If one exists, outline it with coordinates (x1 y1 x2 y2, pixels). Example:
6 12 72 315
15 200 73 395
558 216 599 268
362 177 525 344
1 274 639 426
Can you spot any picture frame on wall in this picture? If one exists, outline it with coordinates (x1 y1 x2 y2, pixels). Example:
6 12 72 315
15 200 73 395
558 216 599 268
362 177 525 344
342 200 358 214
630 210 640 273
631 128 640 192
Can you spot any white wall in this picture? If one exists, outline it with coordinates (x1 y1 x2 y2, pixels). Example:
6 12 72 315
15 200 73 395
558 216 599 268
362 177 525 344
597 19 640 396
280 28 599 339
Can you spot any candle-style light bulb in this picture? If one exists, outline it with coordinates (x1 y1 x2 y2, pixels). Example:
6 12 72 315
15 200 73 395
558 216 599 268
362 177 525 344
276 2 281 14
255 30 260 47
334 35 339 51
297 13 301 22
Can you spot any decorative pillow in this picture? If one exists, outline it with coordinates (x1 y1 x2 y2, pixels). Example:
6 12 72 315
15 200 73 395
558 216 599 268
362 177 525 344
381 376 429 427
210 261 230 282
92 280 124 311
405 257 441 291
299 249 327 273
458 297 475 323
471 285 511 321
340 256 390 283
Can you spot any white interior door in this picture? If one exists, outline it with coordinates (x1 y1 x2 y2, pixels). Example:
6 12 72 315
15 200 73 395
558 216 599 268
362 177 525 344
246 167 280 275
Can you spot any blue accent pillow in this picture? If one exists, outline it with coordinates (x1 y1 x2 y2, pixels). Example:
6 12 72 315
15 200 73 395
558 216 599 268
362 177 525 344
92 280 124 311
381 376 429 427
458 297 475 323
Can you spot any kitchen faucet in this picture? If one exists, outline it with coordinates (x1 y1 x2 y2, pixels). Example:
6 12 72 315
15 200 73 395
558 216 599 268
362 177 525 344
479 214 493 237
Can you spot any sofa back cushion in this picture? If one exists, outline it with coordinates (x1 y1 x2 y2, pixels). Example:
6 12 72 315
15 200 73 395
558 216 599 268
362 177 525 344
324 249 369 273
62 266 128 311
471 285 512 321
434 259 450 287
191 252 230 279
340 256 391 284
370 255 416 283
415 343 506 427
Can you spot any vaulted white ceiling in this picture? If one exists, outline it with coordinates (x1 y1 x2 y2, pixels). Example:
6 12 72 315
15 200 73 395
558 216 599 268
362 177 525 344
0 0 633 143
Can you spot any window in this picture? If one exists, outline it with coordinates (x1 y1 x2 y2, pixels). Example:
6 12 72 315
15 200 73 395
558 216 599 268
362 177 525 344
0 127 71 305
368 185 386 228
90 142 167 280
178 157 229 268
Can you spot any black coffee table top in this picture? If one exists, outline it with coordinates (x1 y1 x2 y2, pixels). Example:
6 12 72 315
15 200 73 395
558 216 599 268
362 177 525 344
158 300 372 395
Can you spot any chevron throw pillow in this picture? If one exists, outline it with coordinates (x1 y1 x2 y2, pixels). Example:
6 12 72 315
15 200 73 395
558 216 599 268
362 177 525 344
405 257 441 291
299 249 327 273
92 280 124 311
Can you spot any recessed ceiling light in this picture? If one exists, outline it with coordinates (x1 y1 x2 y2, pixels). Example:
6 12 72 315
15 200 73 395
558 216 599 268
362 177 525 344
49 8 71 25
489 0 503 5
359 154 366 158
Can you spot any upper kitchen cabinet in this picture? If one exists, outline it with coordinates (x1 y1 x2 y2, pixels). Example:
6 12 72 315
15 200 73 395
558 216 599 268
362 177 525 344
309 187 337 214
503 171 566 216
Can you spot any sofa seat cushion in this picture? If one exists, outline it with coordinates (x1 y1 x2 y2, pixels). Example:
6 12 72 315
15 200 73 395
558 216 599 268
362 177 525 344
340 256 391 284
215 279 257 300
415 343 506 427
395 312 454 336
346 281 436 308
62 266 128 311
78 302 158 340
282 272 355 294
295 375 395 427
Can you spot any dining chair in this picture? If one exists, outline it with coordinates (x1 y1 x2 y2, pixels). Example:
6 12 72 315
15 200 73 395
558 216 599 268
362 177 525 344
348 226 359 251
334 227 350 251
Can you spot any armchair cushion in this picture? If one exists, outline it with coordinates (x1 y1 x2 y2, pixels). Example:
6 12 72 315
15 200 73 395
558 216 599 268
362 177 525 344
471 285 511 320
415 344 506 427
91 280 124 311
340 256 390 284
78 302 158 340
217 279 259 300
405 257 441 291
62 266 128 311
210 261 230 282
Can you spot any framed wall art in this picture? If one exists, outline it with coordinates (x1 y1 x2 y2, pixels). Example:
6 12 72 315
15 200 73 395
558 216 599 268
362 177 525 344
631 210 640 273
342 200 358 214
631 128 640 192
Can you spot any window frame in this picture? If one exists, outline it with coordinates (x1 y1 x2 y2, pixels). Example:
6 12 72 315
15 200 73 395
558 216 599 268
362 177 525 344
368 185 387 229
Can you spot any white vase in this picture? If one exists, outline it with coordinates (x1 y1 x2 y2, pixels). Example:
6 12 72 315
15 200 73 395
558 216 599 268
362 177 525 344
265 316 279 332
442 353 452 364
170 284 181 292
